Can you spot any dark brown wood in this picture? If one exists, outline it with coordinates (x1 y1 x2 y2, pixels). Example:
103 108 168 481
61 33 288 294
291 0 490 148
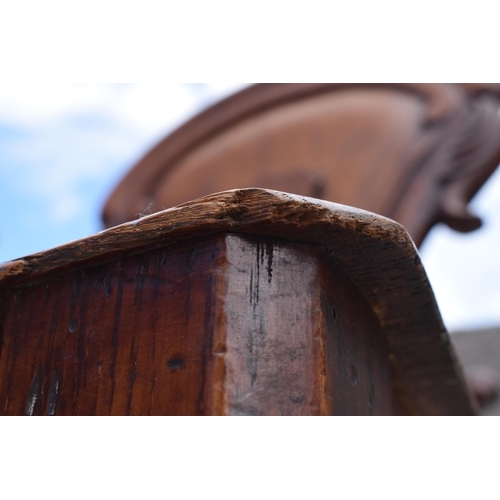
102 83 500 246
1 237 226 415
219 235 392 415
319 256 393 415
0 233 393 416
0 189 476 415
220 235 328 415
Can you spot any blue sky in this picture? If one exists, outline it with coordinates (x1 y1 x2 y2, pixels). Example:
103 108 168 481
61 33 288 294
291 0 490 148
1 83 499 332
0 83 246 259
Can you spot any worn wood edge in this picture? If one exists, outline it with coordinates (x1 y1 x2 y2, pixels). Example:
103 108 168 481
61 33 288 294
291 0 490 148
0 188 477 415
0 188 409 283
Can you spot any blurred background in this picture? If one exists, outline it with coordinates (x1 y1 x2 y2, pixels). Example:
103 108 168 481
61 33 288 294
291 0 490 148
1 83 499 336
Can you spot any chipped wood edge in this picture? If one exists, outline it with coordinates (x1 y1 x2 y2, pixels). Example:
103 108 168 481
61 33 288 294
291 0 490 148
0 188 477 415
0 188 410 282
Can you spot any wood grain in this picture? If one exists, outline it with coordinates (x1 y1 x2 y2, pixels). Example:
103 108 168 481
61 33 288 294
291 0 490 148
1 237 227 415
219 234 393 415
0 189 476 415
221 235 327 415
0 233 394 415
319 256 392 415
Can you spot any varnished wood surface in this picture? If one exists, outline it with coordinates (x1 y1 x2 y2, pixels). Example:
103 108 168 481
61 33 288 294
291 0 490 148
1 237 226 415
221 235 391 415
102 83 500 246
0 189 476 415
1 233 394 415
221 235 327 415
318 255 392 415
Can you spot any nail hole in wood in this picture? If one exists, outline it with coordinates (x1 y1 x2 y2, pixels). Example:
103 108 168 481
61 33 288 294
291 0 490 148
167 356 184 370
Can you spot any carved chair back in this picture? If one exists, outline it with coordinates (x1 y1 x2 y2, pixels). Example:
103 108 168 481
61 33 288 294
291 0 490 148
103 83 500 246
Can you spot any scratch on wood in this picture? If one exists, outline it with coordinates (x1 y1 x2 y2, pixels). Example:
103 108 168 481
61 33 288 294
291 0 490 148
46 373 59 416
0 259 26 279
26 369 41 416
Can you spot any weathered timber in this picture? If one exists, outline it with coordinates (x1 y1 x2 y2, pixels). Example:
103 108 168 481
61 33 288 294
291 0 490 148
0 189 477 415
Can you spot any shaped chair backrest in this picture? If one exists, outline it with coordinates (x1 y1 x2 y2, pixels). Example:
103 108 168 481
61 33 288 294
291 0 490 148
103 83 500 246
0 189 477 415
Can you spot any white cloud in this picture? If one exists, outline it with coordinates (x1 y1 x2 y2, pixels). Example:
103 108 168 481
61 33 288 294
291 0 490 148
0 84 110 127
0 83 245 230
49 194 86 225
0 83 247 134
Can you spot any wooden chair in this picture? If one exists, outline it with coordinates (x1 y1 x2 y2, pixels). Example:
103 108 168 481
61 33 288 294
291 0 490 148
103 83 500 247
0 189 476 415
2 83 499 415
